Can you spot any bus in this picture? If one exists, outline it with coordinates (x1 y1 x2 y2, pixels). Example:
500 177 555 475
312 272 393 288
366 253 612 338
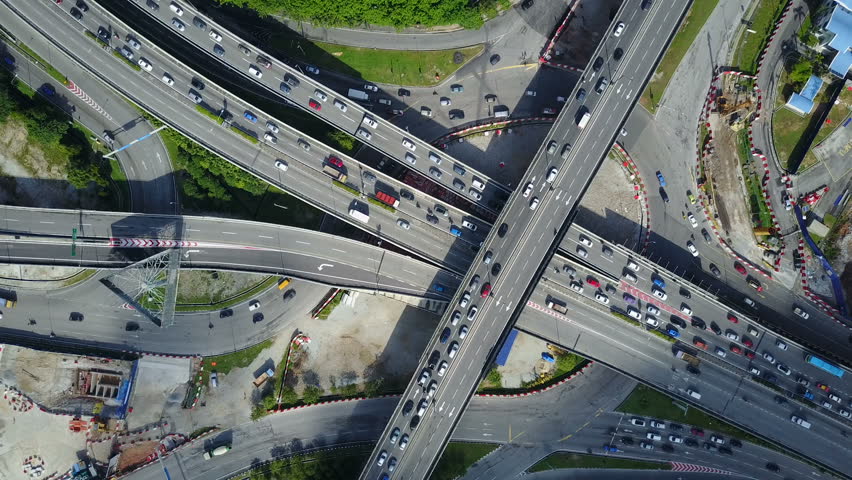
805 354 845 378
277 277 291 290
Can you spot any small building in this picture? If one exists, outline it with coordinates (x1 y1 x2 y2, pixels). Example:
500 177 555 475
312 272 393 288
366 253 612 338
808 218 831 238
821 2 852 77
786 75 824 115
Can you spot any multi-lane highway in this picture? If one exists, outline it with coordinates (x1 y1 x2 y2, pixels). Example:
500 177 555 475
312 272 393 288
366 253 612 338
114 0 511 216
1 0 494 273
361 2 693 479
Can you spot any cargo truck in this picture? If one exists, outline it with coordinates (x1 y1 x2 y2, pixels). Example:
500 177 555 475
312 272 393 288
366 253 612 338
203 445 231 459
252 368 274 388
675 349 700 368
0 295 16 308
323 165 347 183
347 89 369 101
374 191 400 208
349 208 370 223
546 298 568 314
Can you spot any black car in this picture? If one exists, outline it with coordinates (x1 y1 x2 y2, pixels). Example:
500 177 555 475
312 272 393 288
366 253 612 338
97 26 111 43
701 228 712 243
563 265 576 276
686 365 701 375
641 0 653 10
729 438 742 448
398 88 410 97
146 0 159 10
426 215 439 225
709 321 722 335
669 423 683 431
69 312 84 322
402 399 414 416
440 327 451 343
489 54 501 65
576 88 586 103
684 438 699 447
192 16 207 30
718 446 733 455
661 444 674 453
401 189 415 201
690 316 705 329
766 463 779 472
497 223 509 237
285 75 300 88
592 56 604 72
679 287 691 299
773 395 786 404
191 78 205 91
76 0 89 11
491 263 502 276
252 312 264 323
670 316 687 328
428 350 440 369
620 436 633 445
521 0 534 10
709 264 721 277
283 289 296 302
449 110 465 120
613 48 623 61
410 415 421 430
70 7 83 20
219 309 233 318
659 187 670 203
125 322 140 331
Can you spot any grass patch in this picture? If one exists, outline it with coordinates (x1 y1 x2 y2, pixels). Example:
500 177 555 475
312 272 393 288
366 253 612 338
269 37 483 87
734 0 788 74
241 445 372 480
316 290 345 320
333 180 360 196
612 310 641 327
824 213 837 228
108 158 130 211
367 196 397 213
84 30 110 49
176 276 279 312
743 170 773 228
195 104 225 125
229 125 259 144
13 78 36 98
431 443 499 480
650 329 678 343
15 42 68 85
641 0 720 112
202 338 274 386
111 49 142 71
59 269 98 287
529 452 671 472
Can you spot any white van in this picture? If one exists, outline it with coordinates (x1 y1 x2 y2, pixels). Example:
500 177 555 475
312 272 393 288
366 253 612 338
493 106 509 118
471 177 485 190
791 415 811 429
348 208 370 223
577 111 591 129
687 389 702 400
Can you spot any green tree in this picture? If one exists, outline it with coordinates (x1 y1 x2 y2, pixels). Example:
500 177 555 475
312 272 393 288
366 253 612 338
280 386 298 406
302 385 323 404
788 58 814 86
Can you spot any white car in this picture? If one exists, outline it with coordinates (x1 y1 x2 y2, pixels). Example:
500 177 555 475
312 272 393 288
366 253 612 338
748 366 761 375
580 236 594 248
649 420 666 429
569 281 584 294
715 347 727 357
128 38 142 50
646 304 660 316
263 133 277 144
448 342 459 358
776 340 788 350
169 2 183 15
459 325 469 339
645 316 659 327
669 435 684 443
627 307 642 320
595 293 609 305
630 418 646 426
623 271 638 283
744 296 757 308
364 83 379 92
248 66 263 78
437 361 448 376
305 65 320 75
793 306 810 319
426 381 438 398
209 30 222 42
460 291 471 308
627 260 640 272
314 89 328 101
417 369 430 385
687 212 698 228
266 121 279 133
646 432 661 441
334 99 347 112
402 138 417 151
440 97 451 106
613 22 625 37
777 363 791 376
356 128 372 140
161 73 174 86
652 288 667 301
398 434 409 450
725 331 739 341
274 160 288 171
577 246 588 258
546 167 558 183
405 153 417 165
136 57 154 72
763 351 776 364
376 451 387 466
840 409 851 418
248 300 260 311
522 182 533 198
171 18 186 31
362 116 379 129
529 197 540 210
686 241 699 257
829 393 842 403
680 304 693 316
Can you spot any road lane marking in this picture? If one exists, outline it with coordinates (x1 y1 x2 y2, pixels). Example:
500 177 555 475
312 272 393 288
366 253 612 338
221 231 236 235
258 235 273 239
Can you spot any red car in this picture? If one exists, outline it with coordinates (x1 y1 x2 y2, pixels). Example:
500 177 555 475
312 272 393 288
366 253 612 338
327 156 344 168
743 337 754 348
693 338 708 350
734 262 747 275
727 313 738 323
309 99 322 111
480 283 492 298
586 277 600 288
744 349 755 359
817 382 830 392
729 344 742 355
691 427 705 437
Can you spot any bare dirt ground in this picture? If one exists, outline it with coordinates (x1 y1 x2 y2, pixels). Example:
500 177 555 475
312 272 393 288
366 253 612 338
494 331 552 387
549 0 624 67
576 155 643 247
0 265 85 285
0 346 133 411
176 271 268 305
116 441 159 471
125 356 192 430
289 292 439 394
0 121 106 210
0 395 88 480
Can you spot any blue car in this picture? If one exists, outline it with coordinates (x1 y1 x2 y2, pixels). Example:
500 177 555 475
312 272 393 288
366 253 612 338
652 277 666 289
603 445 621 452
803 390 815 400
449 226 462 237
2 55 14 66
542 352 555 363
440 327 451 343
666 328 680 338
243 110 258 123
656 171 666 187
433 284 445 293
39 84 55 96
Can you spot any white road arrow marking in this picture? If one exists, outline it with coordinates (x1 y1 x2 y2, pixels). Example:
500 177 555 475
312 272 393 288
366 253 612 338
318 263 334 271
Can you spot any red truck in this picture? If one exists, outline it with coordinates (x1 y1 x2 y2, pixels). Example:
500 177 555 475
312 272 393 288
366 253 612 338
374 191 400 208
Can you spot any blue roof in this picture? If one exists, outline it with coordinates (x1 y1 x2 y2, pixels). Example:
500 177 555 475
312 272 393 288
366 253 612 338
786 75 824 115
826 5 852 76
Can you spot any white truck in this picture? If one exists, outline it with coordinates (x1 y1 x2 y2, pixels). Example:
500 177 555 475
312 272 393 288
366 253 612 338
203 445 231 459
348 208 370 223
347 89 369 101
577 111 591 129
546 298 568 314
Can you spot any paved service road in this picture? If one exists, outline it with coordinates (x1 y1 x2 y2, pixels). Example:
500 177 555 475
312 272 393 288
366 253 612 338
2 0 491 273
118 0 510 215
361 2 692 479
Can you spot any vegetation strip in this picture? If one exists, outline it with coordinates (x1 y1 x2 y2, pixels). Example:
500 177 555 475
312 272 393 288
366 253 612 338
175 276 279 312
528 452 671 472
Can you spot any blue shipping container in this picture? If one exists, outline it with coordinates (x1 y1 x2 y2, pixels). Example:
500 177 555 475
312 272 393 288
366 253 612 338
495 329 520 366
